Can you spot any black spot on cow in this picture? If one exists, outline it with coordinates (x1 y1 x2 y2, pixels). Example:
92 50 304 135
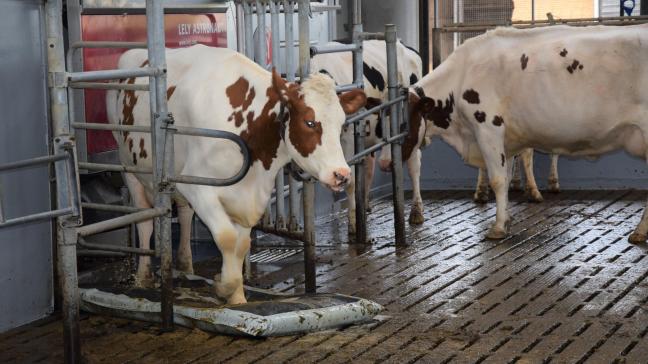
414 86 426 98
492 115 504 126
318 69 332 79
520 54 529 70
417 93 455 129
409 73 419 85
375 121 383 139
474 110 486 123
400 40 421 56
501 154 505 167
363 62 385 92
566 59 581 74
559 48 568 57
462 89 480 104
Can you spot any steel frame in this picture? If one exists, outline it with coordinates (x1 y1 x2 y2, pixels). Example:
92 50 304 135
237 0 408 295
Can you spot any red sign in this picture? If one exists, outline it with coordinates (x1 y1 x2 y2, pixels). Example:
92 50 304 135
81 13 228 154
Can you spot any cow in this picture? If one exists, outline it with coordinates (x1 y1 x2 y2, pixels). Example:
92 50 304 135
106 44 367 304
405 24 648 241
473 150 560 203
311 40 425 235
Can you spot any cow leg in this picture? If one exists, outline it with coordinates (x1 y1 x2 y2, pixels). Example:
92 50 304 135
346 173 356 236
630 199 648 243
478 140 511 240
509 155 523 191
224 224 252 304
521 149 543 203
176 202 195 274
364 154 375 213
408 148 425 225
123 173 155 288
474 168 490 203
548 154 560 193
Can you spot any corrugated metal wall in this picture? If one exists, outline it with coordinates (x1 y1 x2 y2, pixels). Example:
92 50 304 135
0 0 54 332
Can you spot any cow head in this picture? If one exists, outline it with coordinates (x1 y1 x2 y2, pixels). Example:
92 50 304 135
272 69 366 191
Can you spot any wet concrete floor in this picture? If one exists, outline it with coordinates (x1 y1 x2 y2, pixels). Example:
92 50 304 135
2 190 648 363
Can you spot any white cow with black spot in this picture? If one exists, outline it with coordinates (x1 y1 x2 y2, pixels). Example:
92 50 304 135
405 24 648 241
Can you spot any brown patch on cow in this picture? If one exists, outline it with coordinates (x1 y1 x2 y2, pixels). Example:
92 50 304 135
226 77 257 127
501 154 505 167
492 115 504 126
139 138 147 159
140 60 149 67
559 48 568 57
474 111 486 123
166 86 176 100
128 138 133 152
132 152 137 165
462 89 480 104
288 105 321 157
520 54 529 70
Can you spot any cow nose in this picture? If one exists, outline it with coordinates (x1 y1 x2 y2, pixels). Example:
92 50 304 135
333 168 350 186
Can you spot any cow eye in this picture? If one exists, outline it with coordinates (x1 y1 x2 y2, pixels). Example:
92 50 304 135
305 120 316 128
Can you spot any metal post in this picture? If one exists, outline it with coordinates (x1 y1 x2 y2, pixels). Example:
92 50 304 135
65 0 87 164
243 1 255 59
385 24 407 246
284 0 301 233
146 0 174 331
299 0 316 293
46 0 82 362
432 0 441 69
351 0 367 245
255 0 267 67
236 2 246 53
270 1 286 230
419 0 430 75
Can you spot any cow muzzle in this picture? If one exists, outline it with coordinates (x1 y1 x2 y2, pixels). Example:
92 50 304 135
327 168 351 192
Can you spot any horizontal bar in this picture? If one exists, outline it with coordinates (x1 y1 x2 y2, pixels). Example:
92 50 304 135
67 67 162 82
310 43 359 56
344 95 406 126
0 154 68 173
81 202 145 214
78 162 153 174
336 83 364 93
0 207 74 229
69 82 150 91
77 249 127 258
359 32 385 40
346 131 409 165
77 207 168 237
441 14 648 29
256 225 306 241
71 41 147 49
72 122 150 133
169 174 245 187
78 238 155 256
441 19 648 32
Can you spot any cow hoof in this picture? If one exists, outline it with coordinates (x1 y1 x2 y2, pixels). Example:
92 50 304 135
486 225 508 240
409 208 425 225
509 180 523 192
176 263 194 275
227 289 247 305
473 191 490 204
628 233 647 244
526 189 544 203
134 273 155 288
548 182 561 193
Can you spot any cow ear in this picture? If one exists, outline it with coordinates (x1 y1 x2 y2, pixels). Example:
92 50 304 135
339 89 367 115
271 67 290 103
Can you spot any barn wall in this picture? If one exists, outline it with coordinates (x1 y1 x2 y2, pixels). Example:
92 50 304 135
0 0 54 332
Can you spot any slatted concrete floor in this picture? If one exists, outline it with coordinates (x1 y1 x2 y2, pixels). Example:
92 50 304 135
2 190 648 363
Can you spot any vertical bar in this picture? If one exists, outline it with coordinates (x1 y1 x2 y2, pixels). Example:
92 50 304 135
642 0 647 15
243 1 255 59
236 2 246 53
46 1 81 363
270 1 286 230
431 0 441 69
386 24 407 246
0 178 5 223
299 0 316 293
146 0 174 331
419 0 430 75
284 0 301 232
255 0 267 67
65 0 87 164
351 0 367 245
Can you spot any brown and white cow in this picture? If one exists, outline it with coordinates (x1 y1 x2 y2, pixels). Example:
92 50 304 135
407 24 648 241
311 40 425 234
106 45 366 304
